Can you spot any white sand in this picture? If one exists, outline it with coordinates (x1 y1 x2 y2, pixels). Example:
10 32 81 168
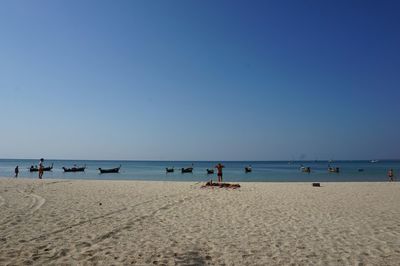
1 178 400 265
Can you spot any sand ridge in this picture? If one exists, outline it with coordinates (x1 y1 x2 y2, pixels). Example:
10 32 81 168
1 179 400 265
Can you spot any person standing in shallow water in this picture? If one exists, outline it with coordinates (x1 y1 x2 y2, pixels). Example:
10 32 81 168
14 166 19 178
388 169 394 182
38 158 44 179
215 163 225 183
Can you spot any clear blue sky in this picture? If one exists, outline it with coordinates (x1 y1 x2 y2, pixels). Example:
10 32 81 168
1 0 399 160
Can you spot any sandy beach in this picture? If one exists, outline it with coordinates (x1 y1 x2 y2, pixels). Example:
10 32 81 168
0 179 399 265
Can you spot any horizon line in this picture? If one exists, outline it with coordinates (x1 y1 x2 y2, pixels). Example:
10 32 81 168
1 158 399 162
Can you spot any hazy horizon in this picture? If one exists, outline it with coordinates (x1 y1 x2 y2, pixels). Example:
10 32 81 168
1 0 400 161
1 157 399 162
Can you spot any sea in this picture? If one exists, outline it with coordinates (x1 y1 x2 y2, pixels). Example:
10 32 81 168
0 159 399 182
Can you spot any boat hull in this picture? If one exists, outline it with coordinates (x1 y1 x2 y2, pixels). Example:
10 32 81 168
98 167 120 174
63 167 86 172
181 167 193 173
29 164 53 172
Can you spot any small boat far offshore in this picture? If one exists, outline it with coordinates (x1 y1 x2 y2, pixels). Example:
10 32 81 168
245 166 252 173
301 166 311 173
328 167 340 173
98 165 121 174
181 167 193 173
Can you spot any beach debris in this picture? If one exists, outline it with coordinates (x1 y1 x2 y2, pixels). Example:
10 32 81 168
99 202 102 206
312 183 320 187
202 181 240 189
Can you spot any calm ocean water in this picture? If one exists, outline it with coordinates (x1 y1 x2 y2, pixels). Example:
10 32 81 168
1 159 399 182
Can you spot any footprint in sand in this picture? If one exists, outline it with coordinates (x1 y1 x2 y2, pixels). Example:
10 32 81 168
0 195 5 208
27 193 46 215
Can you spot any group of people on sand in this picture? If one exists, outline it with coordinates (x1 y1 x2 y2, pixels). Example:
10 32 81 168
14 158 45 179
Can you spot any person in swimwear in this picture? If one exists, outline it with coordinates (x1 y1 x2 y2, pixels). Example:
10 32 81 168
38 158 44 179
215 163 225 183
388 168 394 182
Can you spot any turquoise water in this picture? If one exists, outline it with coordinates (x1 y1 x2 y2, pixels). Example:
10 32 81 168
0 159 399 182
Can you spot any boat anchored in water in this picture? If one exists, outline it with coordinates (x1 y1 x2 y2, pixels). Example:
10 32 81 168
29 163 53 172
181 167 193 173
98 165 121 174
328 166 340 173
63 165 86 172
245 166 252 173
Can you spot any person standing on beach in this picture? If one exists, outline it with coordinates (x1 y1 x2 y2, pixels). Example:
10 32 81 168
388 169 394 182
215 163 225 183
38 158 44 179
14 166 19 178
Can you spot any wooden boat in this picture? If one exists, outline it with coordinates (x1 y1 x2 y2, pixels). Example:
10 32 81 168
166 167 174 173
63 165 86 172
206 169 214 174
328 167 339 173
98 165 121 174
181 167 193 173
29 163 53 172
301 167 311 173
245 166 252 173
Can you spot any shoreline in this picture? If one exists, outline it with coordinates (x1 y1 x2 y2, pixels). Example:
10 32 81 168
1 179 400 265
1 160 397 183
1 176 396 183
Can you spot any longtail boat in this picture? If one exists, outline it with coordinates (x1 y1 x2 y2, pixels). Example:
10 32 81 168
166 167 174 173
328 167 340 173
98 165 121 174
63 165 86 172
181 167 193 173
29 163 53 172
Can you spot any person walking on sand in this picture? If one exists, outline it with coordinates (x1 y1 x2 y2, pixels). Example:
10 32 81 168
215 163 225 183
38 158 44 179
14 166 19 178
388 168 394 182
